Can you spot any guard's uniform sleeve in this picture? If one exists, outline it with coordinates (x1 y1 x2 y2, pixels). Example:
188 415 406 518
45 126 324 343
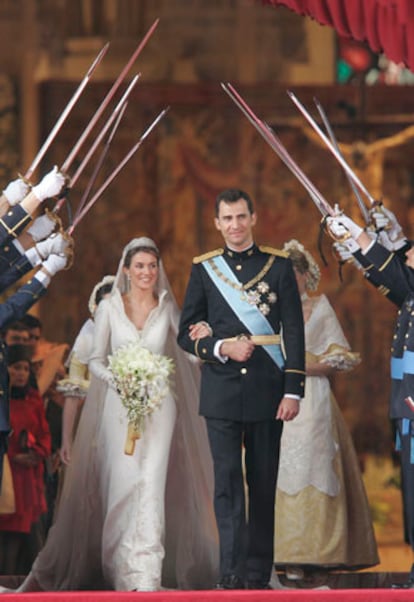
352 248 404 306
0 205 31 247
364 242 414 304
0 276 46 332
0 241 23 273
0 255 34 295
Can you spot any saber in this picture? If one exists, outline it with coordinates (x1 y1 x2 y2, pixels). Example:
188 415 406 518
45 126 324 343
287 90 378 206
313 97 371 225
61 18 159 174
69 74 140 189
52 75 139 215
24 42 110 180
68 107 169 234
221 83 334 217
73 100 129 225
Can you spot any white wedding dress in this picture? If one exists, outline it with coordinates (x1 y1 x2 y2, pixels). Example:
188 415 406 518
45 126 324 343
28 284 218 591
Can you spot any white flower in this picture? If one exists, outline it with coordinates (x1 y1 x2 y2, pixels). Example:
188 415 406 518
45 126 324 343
108 342 174 435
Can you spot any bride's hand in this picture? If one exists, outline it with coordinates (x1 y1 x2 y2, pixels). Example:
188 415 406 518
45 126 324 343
189 321 212 340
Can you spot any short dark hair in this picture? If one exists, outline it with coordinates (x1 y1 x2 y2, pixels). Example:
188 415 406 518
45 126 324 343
20 314 42 330
215 188 254 217
7 344 33 365
1 320 29 338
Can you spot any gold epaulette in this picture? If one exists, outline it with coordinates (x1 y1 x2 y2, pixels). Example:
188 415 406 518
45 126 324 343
193 248 224 264
258 245 288 258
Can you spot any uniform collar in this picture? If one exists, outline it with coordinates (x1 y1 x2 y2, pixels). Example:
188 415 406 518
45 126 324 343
224 243 257 260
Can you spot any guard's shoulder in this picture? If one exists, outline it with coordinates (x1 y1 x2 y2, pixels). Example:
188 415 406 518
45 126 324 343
258 245 288 258
193 248 224 264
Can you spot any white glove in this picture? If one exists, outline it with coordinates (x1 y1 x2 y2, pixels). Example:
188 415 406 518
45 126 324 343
41 253 68 276
2 177 30 205
369 205 404 243
35 233 70 260
326 213 364 241
26 213 56 242
377 229 407 252
32 166 65 202
332 240 359 259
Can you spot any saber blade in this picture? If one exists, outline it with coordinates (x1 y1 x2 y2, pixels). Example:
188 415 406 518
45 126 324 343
73 100 129 224
69 74 140 189
68 107 169 234
61 18 159 174
313 97 371 225
288 90 377 206
24 42 110 180
221 83 334 217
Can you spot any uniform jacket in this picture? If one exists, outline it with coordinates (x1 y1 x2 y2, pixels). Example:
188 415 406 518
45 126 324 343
0 255 33 294
353 241 411 307
364 241 414 419
178 244 305 421
0 205 31 250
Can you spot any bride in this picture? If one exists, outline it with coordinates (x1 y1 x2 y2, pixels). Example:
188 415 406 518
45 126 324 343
7 237 218 592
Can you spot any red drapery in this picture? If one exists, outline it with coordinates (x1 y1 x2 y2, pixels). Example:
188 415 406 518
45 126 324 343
261 0 414 71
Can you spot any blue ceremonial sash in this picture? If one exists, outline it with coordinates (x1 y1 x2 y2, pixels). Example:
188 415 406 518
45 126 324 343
202 256 285 370
391 351 414 380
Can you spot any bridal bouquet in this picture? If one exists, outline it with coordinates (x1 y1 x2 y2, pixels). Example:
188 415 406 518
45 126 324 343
108 342 174 455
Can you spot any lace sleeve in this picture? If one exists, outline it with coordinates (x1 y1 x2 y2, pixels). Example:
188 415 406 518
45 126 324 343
57 354 90 397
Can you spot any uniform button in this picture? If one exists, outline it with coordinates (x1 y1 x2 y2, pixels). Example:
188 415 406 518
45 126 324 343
240 367 247 375
300 381 305 387
7 210 12 216
236 264 242 271
391 347 394 353
404 345 408 351
202 348 207 354
3 246 8 252
393 334 397 339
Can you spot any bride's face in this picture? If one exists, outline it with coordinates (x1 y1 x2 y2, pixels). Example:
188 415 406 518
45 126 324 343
124 250 159 292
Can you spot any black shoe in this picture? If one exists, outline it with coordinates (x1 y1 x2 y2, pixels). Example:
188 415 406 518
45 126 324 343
215 575 245 589
391 563 414 589
246 580 271 589
391 579 414 589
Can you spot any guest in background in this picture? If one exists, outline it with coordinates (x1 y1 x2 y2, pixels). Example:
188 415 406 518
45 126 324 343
0 345 51 575
2 322 30 346
57 275 115 465
274 240 378 581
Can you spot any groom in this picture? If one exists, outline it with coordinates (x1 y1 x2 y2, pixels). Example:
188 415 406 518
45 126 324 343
178 188 305 589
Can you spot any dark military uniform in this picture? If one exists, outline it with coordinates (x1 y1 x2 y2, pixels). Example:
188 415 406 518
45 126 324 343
363 241 414 561
178 244 305 586
352 241 411 306
0 205 32 250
